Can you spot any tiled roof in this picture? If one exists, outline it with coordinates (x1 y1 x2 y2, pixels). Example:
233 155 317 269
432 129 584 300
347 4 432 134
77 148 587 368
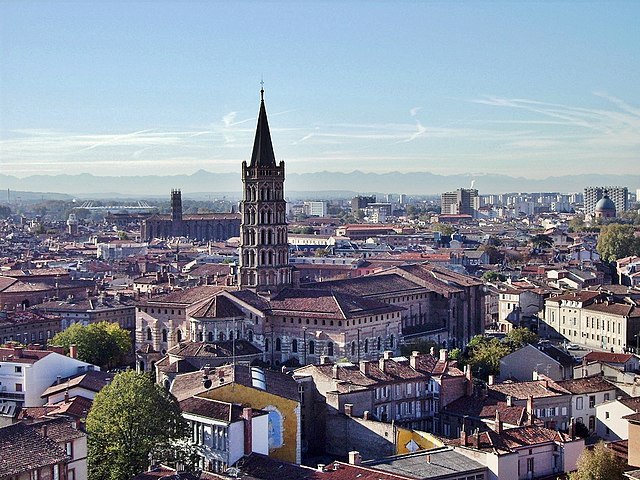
179 397 244 423
489 379 569 399
546 291 601 304
584 351 635 364
304 274 424 298
171 364 298 403
166 340 262 359
34 417 85 443
138 285 224 306
0 347 51 364
189 295 244 319
443 395 528 426
555 375 615 395
269 288 402 320
449 425 573 453
0 423 69 476
20 396 93 420
41 370 114 398
584 302 639 317
619 397 640 410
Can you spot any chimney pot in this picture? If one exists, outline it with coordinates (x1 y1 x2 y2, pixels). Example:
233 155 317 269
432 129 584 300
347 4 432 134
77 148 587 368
348 451 361 465
344 403 353 417
488 374 494 385
439 349 448 362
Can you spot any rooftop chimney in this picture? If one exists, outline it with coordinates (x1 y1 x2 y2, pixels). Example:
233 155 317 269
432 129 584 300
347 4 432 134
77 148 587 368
332 364 339 379
69 344 78 359
464 365 473 397
488 374 495 386
569 417 576 440
344 403 353 417
242 407 253 455
320 356 330 365
410 351 419 369
494 410 503 434
13 346 24 358
430 346 436 357
383 350 393 360
506 395 513 407
360 360 371 376
317 464 325 472
527 395 535 425
348 451 361 465
439 349 448 362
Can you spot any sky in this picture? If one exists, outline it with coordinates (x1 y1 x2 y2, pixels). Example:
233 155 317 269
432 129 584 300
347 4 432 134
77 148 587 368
1 0 639 179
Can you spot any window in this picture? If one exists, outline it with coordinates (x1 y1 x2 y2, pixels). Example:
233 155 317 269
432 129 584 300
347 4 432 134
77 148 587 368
292 339 298 353
146 328 152 341
576 397 583 410
265 339 269 352
162 329 167 342
309 340 315 355
364 339 369 353
66 441 73 458
589 395 595 408
14 366 22 373
208 332 213 342
527 457 534 474
605 411 610 419
351 342 356 356
604 393 610 402
15 383 22 392
275 338 282 351
328 342 334 356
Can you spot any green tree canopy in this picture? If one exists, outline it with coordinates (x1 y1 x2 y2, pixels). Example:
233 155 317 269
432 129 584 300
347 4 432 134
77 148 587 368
433 223 456 236
86 371 191 480
596 223 640 262
568 441 625 480
530 234 553 248
505 327 539 349
465 335 511 379
482 270 507 282
50 321 132 369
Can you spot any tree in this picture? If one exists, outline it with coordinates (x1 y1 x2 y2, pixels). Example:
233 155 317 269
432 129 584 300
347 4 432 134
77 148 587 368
50 321 132 369
505 327 538 349
86 371 191 480
465 335 510 379
530 234 553 248
433 223 456 236
482 271 507 282
568 441 625 480
596 223 640 262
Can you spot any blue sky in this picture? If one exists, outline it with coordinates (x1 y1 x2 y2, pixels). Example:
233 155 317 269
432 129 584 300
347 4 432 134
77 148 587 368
1 1 639 179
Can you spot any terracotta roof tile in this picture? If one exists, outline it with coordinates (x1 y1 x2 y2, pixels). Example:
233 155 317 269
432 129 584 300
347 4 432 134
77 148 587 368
0 423 69 476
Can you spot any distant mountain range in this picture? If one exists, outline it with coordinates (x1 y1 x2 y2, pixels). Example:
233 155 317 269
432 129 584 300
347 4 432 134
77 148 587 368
1 170 638 200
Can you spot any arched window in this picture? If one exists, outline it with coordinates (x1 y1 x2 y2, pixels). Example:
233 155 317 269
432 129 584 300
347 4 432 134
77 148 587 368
176 330 182 342
248 330 254 342
198 332 203 342
146 327 152 341
292 339 298 353
328 342 334 356
275 338 282 351
309 340 315 355
377 336 382 351
208 332 213 342
364 339 369 353
218 332 225 341
351 342 356 356
265 338 270 352
162 329 168 343
229 331 234 341
390 334 394 348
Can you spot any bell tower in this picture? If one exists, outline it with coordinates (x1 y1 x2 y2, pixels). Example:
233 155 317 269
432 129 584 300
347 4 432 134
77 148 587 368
239 88 291 291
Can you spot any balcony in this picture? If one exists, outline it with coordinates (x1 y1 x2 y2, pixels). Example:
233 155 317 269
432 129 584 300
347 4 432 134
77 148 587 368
0 391 25 401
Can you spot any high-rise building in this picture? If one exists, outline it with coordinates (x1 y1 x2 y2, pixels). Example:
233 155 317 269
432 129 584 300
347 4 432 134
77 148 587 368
303 201 327 217
351 195 376 213
238 88 292 291
441 188 480 217
584 186 628 216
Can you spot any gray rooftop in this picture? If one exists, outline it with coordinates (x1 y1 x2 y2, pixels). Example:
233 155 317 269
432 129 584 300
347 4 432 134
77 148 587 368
364 447 485 479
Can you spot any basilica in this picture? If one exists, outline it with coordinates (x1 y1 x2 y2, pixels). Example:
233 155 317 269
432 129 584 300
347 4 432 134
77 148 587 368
136 89 484 373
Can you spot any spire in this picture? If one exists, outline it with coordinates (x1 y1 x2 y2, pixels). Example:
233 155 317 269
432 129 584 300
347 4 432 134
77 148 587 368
249 88 276 168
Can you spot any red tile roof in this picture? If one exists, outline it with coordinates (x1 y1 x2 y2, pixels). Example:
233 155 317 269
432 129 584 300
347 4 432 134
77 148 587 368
0 423 69 476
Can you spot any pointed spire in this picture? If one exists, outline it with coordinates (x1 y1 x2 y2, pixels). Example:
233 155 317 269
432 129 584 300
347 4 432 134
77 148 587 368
249 87 276 168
